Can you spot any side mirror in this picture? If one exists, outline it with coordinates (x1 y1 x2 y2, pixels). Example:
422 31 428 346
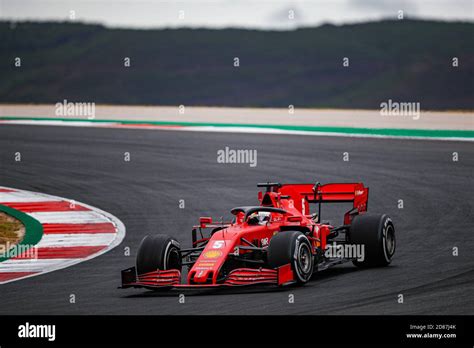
287 215 303 223
199 217 212 227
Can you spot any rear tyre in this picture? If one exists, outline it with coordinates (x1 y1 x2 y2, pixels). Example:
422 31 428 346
350 214 395 268
268 231 313 284
136 234 182 275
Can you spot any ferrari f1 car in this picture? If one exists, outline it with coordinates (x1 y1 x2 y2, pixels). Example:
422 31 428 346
120 182 396 290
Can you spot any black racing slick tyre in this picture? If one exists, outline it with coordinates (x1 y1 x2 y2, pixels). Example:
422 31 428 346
350 214 395 268
267 231 314 284
136 234 182 275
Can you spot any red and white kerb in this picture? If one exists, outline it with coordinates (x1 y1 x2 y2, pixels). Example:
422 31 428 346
0 187 125 284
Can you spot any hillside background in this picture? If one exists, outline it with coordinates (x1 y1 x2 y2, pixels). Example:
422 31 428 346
1 20 472 110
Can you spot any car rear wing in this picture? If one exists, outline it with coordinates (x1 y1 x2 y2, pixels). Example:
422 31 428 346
270 182 369 224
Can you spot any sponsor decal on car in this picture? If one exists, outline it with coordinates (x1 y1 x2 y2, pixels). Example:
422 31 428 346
203 250 223 259
196 262 216 267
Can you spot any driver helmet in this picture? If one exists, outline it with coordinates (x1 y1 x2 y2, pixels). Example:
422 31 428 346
248 211 271 225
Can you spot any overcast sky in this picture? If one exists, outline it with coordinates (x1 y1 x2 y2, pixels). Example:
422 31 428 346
1 0 473 30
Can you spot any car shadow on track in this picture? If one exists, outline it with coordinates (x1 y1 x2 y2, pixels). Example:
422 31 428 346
121 266 358 298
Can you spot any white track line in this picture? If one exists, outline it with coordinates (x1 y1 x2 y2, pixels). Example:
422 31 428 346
37 233 117 247
179 126 474 142
0 259 71 272
0 120 117 127
1 119 471 142
0 191 62 203
29 211 111 224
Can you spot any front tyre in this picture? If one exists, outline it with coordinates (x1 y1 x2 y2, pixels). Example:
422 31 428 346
350 214 395 267
136 234 182 275
268 231 314 284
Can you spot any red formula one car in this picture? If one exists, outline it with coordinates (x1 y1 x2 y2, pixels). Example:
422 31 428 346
120 182 396 290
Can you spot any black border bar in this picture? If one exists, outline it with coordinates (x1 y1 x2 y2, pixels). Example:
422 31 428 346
0 315 472 346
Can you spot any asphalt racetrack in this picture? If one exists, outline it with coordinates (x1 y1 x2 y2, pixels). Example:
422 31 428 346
0 124 472 315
